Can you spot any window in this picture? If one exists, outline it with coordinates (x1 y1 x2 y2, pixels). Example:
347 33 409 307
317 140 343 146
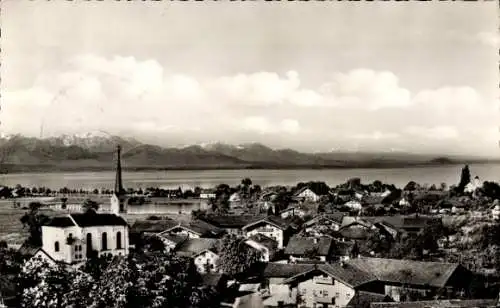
346 293 351 299
102 232 108 250
86 233 93 256
335 292 339 298
323 290 328 297
54 241 60 252
116 231 122 249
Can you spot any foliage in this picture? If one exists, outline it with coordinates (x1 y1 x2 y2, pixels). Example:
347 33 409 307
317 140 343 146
82 199 100 212
20 202 50 247
403 181 418 191
217 235 261 278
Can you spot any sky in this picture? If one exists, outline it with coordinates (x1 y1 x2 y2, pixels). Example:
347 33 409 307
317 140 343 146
2 1 499 156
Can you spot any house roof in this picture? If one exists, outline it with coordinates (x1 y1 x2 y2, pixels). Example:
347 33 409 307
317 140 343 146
284 236 333 256
201 273 226 287
334 241 356 256
282 263 377 289
131 219 178 234
247 234 278 251
157 233 188 245
70 213 128 227
346 291 393 308
242 215 294 231
46 216 75 227
370 299 498 308
338 225 372 240
341 215 441 231
167 220 224 237
199 215 265 229
17 242 41 257
175 238 220 257
293 185 327 197
347 257 461 288
260 263 317 278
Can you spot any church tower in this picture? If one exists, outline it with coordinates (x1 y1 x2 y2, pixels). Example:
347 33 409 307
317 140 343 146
110 145 127 214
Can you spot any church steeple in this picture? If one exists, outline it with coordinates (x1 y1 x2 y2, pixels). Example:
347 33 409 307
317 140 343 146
114 145 124 196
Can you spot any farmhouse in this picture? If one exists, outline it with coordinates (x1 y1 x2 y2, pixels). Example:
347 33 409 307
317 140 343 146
162 220 225 239
245 234 278 262
293 186 326 203
284 236 334 263
175 238 221 273
242 216 298 249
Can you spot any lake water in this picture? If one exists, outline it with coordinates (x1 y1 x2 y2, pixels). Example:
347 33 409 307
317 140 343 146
0 164 499 190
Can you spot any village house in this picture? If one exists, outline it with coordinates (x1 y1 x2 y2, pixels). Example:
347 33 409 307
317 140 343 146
282 263 383 308
302 213 346 237
161 220 225 239
245 234 279 262
338 218 375 241
464 176 482 196
279 205 307 219
174 238 221 273
242 216 298 249
343 200 363 212
370 298 499 308
198 214 266 236
284 236 334 263
490 200 500 220
130 218 178 236
293 186 330 203
157 233 189 252
347 257 472 302
40 212 129 264
199 189 217 199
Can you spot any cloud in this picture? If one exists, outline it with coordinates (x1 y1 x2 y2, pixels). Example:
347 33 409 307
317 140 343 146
404 126 459 140
1 54 495 155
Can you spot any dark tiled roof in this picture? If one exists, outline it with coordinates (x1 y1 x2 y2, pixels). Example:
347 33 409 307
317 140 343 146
370 299 498 308
284 236 333 256
283 263 377 288
199 215 265 229
175 238 220 257
247 234 278 251
346 291 393 308
339 225 372 240
131 219 178 234
334 241 356 256
46 216 75 227
201 273 227 287
17 242 41 257
261 263 316 278
347 257 460 288
158 233 188 245
243 215 293 231
70 213 128 227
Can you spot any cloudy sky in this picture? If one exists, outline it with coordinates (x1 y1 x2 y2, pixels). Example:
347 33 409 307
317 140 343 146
2 1 499 156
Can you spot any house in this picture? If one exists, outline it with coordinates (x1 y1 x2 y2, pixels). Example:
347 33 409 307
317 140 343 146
282 263 382 308
491 200 500 220
229 192 242 203
130 218 178 235
338 219 375 241
156 233 188 252
279 205 307 219
161 220 225 239
200 189 217 199
344 200 363 211
464 176 482 195
245 234 278 262
40 212 129 264
293 187 325 203
398 198 410 207
333 240 359 262
370 299 498 308
284 236 334 263
242 216 298 249
175 238 220 273
303 213 347 236
198 214 266 235
347 257 472 302
346 291 393 308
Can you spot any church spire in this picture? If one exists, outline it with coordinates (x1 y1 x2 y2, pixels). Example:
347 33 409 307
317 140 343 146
114 145 124 195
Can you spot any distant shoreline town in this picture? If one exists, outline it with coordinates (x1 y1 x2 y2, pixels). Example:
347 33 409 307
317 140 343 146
0 146 499 308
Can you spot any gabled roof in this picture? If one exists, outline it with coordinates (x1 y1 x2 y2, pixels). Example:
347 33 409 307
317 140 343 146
247 233 278 251
199 214 266 229
175 238 220 257
166 220 224 237
46 216 75 227
282 263 377 289
157 233 188 245
260 263 317 278
347 257 461 288
347 291 393 308
284 236 333 256
131 219 178 234
293 185 327 197
304 212 347 227
69 213 128 227
18 243 41 257
370 299 498 308
242 215 294 231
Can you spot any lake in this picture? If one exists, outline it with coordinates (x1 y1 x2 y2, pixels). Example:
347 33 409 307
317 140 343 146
0 164 499 190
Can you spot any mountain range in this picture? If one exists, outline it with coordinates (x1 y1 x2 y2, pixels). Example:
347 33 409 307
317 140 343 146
0 133 490 173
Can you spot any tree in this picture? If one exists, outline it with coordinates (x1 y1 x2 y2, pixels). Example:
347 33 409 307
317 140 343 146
217 235 261 278
241 178 252 187
404 181 418 191
82 199 99 212
20 202 50 247
440 182 447 191
458 165 471 193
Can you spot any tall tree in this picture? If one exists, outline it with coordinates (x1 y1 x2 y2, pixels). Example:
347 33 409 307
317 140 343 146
217 235 261 278
20 202 50 247
458 165 471 193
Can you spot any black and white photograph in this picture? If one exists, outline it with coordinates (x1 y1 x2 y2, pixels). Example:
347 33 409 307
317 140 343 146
0 1 499 308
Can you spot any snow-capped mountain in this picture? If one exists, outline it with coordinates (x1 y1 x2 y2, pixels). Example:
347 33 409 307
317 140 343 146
44 131 142 152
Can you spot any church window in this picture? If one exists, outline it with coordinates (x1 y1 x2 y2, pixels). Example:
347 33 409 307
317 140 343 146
102 232 108 250
116 231 122 249
54 241 60 252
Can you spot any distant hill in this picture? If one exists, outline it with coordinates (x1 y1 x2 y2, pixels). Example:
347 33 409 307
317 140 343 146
0 133 489 173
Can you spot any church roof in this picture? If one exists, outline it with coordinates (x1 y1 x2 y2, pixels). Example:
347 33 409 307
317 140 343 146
70 213 128 227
